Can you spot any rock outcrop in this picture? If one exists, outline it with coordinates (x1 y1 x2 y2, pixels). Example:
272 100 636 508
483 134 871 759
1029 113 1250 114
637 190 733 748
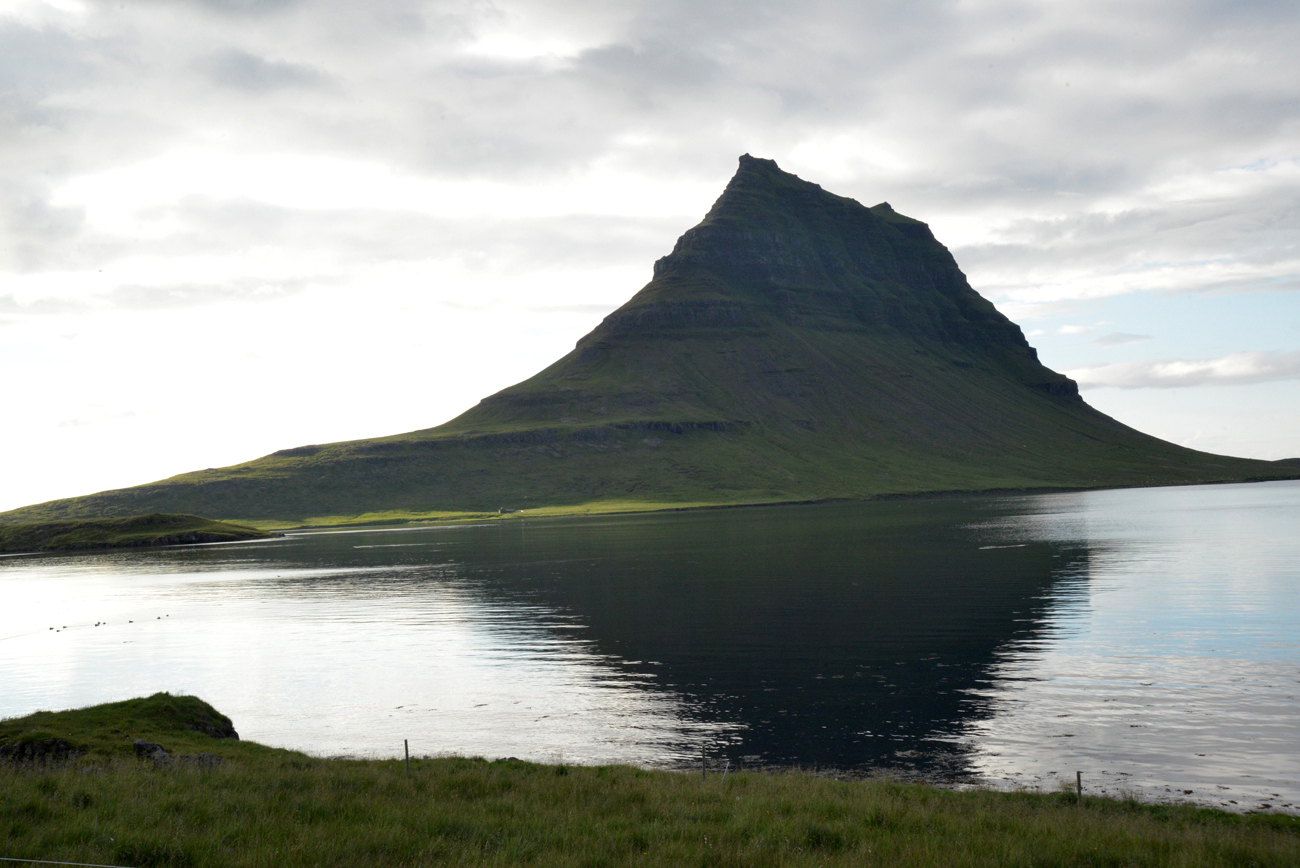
0 738 81 764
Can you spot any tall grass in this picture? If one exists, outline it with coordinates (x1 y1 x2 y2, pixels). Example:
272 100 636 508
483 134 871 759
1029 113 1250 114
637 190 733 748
3 753 1297 867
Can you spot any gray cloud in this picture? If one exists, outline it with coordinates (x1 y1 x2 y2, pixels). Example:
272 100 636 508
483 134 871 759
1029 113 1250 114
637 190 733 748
0 24 94 106
0 1 1298 316
8 1 1298 183
0 186 90 272
577 40 723 100
1069 351 1300 389
952 187 1300 305
129 197 682 274
128 0 305 15
204 50 328 92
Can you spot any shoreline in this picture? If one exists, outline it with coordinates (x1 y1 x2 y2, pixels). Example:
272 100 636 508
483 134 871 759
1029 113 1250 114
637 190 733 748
251 474 1300 533
302 750 1293 818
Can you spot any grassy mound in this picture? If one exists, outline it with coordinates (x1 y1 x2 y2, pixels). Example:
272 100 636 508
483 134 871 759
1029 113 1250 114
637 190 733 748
0 513 278 553
2 696 1297 866
0 694 244 760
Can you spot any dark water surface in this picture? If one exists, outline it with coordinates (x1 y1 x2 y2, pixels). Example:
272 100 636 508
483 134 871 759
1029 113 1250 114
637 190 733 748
3 481 1298 812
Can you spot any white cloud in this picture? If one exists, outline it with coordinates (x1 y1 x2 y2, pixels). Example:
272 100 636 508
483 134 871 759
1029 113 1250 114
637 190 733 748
1068 351 1300 389
50 151 715 228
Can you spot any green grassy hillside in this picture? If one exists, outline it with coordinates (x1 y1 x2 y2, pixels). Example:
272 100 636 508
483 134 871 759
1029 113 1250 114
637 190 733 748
4 156 1295 526
3 696 1297 867
0 513 277 553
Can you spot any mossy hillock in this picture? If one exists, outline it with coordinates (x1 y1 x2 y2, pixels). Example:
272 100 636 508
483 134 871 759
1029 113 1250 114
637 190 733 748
0 693 244 761
0 513 278 553
4 156 1296 525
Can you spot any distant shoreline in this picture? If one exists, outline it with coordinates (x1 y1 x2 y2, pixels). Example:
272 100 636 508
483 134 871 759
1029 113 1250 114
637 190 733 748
256 474 1300 533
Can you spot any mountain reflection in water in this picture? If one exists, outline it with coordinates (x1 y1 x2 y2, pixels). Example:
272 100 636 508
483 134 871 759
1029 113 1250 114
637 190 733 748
460 500 1086 778
2 481 1297 812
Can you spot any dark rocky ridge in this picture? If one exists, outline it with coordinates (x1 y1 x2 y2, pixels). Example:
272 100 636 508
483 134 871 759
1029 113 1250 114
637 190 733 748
643 157 1035 353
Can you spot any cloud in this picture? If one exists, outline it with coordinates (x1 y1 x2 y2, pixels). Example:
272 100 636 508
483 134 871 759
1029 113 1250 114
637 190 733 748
1069 351 1300 389
0 277 319 315
203 50 327 92
526 303 616 315
126 0 305 15
57 409 136 429
108 278 315 310
0 293 84 315
3 0 1300 506
1093 332 1153 346
3 2 1298 292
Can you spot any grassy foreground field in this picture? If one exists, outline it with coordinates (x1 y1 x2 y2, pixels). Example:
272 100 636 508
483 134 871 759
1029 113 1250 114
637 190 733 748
2 696 1298 867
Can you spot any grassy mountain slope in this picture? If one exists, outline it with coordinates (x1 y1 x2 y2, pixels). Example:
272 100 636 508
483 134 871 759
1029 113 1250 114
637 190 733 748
0 514 277 554
4 156 1296 525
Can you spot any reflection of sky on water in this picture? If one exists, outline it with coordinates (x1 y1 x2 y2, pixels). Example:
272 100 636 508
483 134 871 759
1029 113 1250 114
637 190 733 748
0 550 730 763
960 481 1300 812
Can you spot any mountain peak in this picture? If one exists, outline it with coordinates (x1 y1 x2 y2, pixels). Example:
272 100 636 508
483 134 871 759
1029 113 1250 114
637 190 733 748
604 155 1041 368
708 154 830 217
733 152 787 177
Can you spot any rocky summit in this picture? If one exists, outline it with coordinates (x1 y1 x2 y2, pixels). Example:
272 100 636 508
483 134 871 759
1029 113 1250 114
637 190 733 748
6 156 1297 524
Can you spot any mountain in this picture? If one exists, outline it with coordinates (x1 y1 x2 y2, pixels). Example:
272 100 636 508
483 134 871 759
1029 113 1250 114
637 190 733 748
5 155 1296 525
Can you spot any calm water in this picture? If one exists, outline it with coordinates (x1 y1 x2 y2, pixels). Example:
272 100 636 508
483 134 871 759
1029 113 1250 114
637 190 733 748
2 481 1298 813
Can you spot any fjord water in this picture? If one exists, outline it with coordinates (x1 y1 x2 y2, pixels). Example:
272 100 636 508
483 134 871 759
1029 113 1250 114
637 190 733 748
2 481 1297 812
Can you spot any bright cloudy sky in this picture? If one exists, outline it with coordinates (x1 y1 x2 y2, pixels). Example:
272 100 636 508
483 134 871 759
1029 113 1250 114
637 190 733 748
2 0 1298 511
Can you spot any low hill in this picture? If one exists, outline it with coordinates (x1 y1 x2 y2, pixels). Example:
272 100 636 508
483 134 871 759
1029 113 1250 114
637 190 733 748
0 513 278 553
4 156 1296 526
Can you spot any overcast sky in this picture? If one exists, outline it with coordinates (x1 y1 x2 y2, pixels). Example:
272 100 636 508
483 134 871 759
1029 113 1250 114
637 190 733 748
2 0 1298 511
